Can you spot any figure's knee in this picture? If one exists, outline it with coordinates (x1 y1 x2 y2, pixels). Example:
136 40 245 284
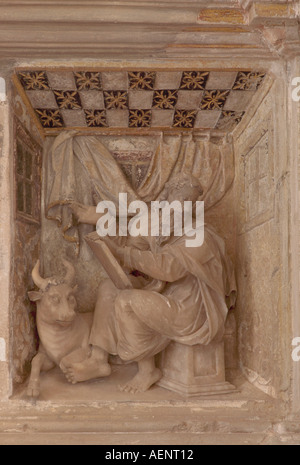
115 289 144 315
96 278 117 299
117 289 145 304
115 289 134 309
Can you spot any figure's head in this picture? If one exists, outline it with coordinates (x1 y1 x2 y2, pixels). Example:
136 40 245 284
28 259 78 326
164 173 203 203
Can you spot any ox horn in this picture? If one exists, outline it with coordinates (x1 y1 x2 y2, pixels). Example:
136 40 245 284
62 259 75 286
32 260 50 291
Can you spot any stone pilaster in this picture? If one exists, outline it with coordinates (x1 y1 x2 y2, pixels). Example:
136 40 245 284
0 77 12 399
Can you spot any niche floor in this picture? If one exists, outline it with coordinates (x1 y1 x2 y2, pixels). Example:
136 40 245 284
0 365 295 445
11 363 270 404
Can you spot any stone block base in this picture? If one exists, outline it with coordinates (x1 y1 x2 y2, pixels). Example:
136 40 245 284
157 340 236 397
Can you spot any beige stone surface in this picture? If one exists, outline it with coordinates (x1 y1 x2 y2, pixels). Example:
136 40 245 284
46 71 77 91
79 90 105 110
176 90 203 110
60 109 87 127
154 71 182 90
106 109 129 127
194 110 221 128
224 90 256 112
101 71 128 91
128 90 154 110
26 90 58 109
151 109 174 127
206 71 237 90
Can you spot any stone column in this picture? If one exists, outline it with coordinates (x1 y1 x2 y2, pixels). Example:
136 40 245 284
0 76 12 399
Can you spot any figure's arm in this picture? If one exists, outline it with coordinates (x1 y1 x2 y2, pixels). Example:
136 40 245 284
120 247 186 282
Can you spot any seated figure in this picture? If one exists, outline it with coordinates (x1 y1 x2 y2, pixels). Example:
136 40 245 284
62 173 236 394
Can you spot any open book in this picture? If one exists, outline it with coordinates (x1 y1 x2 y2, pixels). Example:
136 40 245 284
85 232 133 290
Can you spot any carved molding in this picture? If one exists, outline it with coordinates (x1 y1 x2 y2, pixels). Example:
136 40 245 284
0 1 298 59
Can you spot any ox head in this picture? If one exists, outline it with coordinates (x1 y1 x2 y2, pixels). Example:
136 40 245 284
28 259 78 326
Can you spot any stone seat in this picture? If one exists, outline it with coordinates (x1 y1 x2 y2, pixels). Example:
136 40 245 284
157 315 237 397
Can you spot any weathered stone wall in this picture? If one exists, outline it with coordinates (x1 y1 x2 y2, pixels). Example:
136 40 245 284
234 73 291 399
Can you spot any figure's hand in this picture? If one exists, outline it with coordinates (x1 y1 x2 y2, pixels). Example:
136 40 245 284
103 237 125 262
116 247 125 263
68 202 96 224
69 202 90 222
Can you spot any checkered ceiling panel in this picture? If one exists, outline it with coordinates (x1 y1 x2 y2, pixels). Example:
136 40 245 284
16 69 266 132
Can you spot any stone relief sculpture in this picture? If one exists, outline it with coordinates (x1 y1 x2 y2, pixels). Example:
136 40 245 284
27 259 93 397
59 173 236 394
28 130 237 396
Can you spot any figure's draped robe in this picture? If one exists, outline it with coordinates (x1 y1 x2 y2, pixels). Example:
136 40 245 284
89 224 236 361
44 131 237 360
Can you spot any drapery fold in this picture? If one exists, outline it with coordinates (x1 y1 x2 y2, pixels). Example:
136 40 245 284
45 130 234 250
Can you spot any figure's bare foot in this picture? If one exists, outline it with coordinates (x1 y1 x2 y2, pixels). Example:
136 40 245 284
59 348 90 374
119 367 162 394
64 358 111 384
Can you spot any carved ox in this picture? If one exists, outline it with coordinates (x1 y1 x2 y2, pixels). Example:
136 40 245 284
27 259 91 397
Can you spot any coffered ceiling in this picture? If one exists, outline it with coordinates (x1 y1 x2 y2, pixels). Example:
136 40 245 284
14 68 267 134
3 1 299 135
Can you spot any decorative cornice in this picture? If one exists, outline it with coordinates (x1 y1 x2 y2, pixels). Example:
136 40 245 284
0 1 298 60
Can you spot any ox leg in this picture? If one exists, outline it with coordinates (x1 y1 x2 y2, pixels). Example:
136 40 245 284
27 351 54 398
